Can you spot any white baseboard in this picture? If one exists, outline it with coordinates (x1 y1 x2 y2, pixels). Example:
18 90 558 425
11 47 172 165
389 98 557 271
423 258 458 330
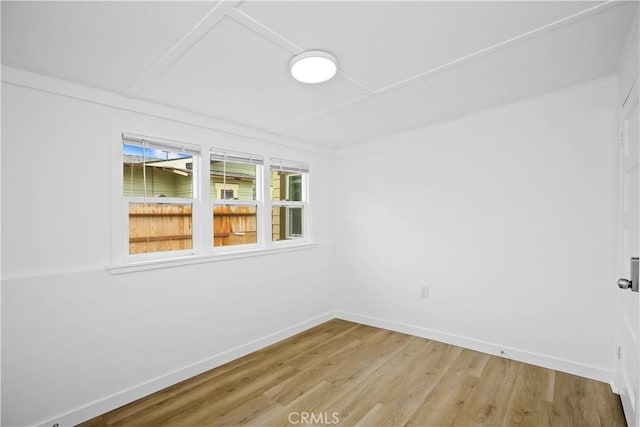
335 310 613 384
36 311 335 427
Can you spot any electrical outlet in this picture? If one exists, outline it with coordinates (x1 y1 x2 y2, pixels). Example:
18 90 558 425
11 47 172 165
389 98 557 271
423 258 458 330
420 285 429 298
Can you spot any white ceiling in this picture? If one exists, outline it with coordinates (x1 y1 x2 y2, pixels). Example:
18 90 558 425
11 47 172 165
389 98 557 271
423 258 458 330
2 1 637 148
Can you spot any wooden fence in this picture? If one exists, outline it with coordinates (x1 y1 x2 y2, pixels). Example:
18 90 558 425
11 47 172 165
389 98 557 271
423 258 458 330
129 204 192 254
129 204 256 254
212 205 257 247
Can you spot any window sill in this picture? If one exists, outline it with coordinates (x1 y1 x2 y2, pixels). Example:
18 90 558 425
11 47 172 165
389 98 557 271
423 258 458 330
108 242 318 275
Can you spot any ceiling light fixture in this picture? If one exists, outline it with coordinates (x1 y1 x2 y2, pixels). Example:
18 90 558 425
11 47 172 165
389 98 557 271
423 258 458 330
290 51 337 84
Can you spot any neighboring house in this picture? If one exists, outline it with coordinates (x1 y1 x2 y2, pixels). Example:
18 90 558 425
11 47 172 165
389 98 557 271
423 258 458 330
123 153 257 200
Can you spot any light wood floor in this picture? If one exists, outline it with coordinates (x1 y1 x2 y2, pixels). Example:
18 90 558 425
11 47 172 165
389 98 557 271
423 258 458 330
80 319 626 426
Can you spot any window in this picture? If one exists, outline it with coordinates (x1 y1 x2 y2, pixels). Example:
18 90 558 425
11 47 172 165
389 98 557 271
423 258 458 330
220 189 235 199
122 134 200 257
211 150 263 248
113 131 311 270
270 158 309 242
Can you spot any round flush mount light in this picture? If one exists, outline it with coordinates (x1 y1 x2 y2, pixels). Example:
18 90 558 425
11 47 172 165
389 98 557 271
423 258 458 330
290 51 337 84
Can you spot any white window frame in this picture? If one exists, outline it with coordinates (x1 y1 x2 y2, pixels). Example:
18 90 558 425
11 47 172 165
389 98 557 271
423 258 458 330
286 175 304 238
120 132 202 263
269 158 310 246
109 128 314 273
210 149 264 253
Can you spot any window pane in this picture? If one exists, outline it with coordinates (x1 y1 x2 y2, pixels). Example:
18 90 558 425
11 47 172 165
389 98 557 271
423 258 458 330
271 170 302 201
288 175 302 201
129 203 192 254
123 143 193 198
271 206 303 241
289 206 302 236
211 160 257 201
213 205 257 247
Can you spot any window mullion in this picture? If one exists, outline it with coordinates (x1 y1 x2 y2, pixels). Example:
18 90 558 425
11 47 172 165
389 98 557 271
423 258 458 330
264 158 273 248
303 173 310 242
199 149 212 254
122 197 130 263
254 164 264 247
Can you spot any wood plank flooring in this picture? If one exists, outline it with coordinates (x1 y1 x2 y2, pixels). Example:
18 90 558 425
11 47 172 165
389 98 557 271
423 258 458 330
79 319 626 426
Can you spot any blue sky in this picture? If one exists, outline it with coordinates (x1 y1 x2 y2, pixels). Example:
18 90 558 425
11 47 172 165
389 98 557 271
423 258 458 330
123 143 190 161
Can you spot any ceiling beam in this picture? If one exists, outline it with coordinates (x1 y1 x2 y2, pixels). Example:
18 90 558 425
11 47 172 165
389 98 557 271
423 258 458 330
227 8 302 55
376 0 616 94
123 0 242 98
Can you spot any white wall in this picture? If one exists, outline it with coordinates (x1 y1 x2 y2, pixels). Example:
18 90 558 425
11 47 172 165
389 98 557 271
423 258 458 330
1 71 621 426
617 11 639 106
1 80 335 426
334 76 619 381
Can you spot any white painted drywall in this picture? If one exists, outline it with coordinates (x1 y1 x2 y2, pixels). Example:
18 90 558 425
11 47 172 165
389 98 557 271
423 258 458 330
334 76 619 379
1 81 336 426
1 71 622 426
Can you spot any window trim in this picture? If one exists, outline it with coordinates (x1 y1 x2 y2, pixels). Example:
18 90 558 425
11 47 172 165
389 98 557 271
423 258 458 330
108 242 318 274
110 126 312 271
